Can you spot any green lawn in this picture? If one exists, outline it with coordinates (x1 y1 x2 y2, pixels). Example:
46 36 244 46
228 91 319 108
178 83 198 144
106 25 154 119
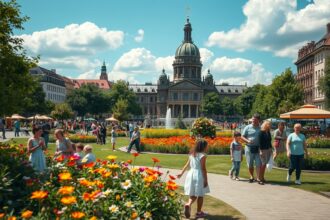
9 137 330 194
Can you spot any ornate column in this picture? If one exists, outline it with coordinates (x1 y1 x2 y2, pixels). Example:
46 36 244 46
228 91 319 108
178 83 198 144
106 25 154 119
188 105 191 118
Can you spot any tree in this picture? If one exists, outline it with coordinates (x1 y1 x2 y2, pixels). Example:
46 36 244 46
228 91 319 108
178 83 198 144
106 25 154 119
221 97 235 116
22 83 54 115
0 0 39 116
235 84 265 117
112 99 130 122
109 80 142 116
201 92 222 117
51 103 74 120
319 57 330 109
250 86 269 118
66 84 111 116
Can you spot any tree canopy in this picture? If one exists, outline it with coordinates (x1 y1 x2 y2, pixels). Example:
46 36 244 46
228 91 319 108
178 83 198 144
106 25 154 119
201 92 222 117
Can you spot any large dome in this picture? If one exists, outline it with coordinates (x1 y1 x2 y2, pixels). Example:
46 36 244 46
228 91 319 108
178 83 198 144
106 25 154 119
175 42 200 57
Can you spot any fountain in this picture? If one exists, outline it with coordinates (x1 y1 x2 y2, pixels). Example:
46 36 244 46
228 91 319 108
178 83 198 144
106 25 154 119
165 108 173 129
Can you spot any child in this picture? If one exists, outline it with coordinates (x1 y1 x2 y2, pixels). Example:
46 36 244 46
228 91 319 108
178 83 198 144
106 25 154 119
111 126 117 151
229 131 243 181
73 143 85 165
177 139 210 219
81 145 96 164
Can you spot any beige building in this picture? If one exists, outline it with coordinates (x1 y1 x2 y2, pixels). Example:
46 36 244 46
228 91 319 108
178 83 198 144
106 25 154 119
296 23 330 109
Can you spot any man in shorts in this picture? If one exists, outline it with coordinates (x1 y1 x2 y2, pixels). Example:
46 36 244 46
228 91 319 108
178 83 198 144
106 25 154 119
241 114 261 183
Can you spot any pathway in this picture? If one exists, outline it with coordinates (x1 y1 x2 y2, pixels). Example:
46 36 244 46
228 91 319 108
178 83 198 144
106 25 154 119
160 167 330 220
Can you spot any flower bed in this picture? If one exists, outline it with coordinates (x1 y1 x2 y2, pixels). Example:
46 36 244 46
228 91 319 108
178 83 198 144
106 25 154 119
307 137 330 148
0 143 182 219
141 128 189 138
216 131 233 137
275 152 330 171
49 134 97 143
141 135 231 154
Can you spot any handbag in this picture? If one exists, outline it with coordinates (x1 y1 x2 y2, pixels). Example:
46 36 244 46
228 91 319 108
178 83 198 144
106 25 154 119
273 139 280 148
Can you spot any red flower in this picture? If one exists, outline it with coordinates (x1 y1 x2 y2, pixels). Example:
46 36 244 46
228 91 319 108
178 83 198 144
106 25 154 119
132 153 139 157
152 157 160 163
169 175 176 180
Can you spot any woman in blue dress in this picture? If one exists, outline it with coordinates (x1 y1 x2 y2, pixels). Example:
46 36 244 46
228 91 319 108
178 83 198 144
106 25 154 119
177 139 210 219
27 126 47 173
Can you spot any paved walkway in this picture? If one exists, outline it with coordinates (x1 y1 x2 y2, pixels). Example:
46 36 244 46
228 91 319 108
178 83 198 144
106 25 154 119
160 167 330 220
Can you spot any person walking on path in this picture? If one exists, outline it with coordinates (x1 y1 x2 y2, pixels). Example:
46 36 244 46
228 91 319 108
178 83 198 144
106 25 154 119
177 139 210 219
0 118 6 139
54 129 74 158
127 126 141 153
100 123 107 145
229 131 243 181
27 126 47 173
111 126 117 151
286 123 308 185
14 120 20 137
41 120 51 148
259 120 272 185
273 122 287 160
241 113 261 183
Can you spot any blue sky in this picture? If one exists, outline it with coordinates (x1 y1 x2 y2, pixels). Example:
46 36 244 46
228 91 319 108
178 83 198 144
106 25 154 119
15 0 330 85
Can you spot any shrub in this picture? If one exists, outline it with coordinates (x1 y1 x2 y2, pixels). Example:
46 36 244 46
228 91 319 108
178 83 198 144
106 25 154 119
275 153 330 171
307 137 330 148
141 136 231 154
141 129 189 138
0 145 182 219
191 117 216 138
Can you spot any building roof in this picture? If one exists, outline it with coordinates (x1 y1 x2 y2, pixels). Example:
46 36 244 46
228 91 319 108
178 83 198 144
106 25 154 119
215 85 246 94
29 66 65 87
73 79 111 89
129 84 157 93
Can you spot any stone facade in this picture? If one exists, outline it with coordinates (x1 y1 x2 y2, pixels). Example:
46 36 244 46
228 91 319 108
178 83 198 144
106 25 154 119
295 23 330 109
129 19 246 123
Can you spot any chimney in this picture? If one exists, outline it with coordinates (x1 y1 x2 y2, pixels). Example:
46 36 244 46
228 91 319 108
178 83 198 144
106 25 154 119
51 69 56 73
327 23 330 34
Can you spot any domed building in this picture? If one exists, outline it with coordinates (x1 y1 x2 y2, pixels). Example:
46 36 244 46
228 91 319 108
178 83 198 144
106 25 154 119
129 18 247 124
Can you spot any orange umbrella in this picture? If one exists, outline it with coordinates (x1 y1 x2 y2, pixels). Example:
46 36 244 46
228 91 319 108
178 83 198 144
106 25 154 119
280 104 330 119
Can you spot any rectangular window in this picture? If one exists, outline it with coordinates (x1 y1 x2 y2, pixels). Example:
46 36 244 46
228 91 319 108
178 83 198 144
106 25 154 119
183 93 189 101
150 97 153 102
173 92 178 100
193 93 198 101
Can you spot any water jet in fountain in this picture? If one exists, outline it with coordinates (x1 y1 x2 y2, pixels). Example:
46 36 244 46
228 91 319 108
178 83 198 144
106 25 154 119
165 108 173 129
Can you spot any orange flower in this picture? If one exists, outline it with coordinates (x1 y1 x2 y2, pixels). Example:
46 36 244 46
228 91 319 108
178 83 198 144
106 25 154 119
166 180 178 190
102 171 112 178
132 152 139 157
152 157 160 163
131 212 138 219
58 186 75 195
55 155 65 162
61 196 77 205
21 210 33 219
127 159 133 164
83 190 100 201
144 175 157 183
83 162 95 168
58 172 72 181
116 194 121 200
79 178 94 187
71 211 85 219
0 213 5 218
30 190 48 200
95 180 104 189
169 175 176 180
67 161 76 167
90 216 97 220
8 217 16 220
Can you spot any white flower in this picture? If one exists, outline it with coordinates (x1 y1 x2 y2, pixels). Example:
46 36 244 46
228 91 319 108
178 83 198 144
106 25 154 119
121 179 132 190
144 211 152 219
109 205 119 213
103 189 113 196
125 201 134 208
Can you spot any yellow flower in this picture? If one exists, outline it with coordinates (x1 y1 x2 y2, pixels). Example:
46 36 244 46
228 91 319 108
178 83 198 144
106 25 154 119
144 211 152 218
30 190 48 200
58 172 72 181
125 201 134 208
108 164 120 169
90 216 97 220
71 211 85 219
107 155 117 160
58 186 75 195
8 217 16 220
61 196 77 205
169 191 176 197
21 210 33 219
116 194 120 200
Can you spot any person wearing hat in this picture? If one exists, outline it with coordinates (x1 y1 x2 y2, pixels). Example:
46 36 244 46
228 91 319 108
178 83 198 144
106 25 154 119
127 126 141 153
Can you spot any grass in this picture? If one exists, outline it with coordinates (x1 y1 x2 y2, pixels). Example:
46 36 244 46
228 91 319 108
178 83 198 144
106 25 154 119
9 137 330 194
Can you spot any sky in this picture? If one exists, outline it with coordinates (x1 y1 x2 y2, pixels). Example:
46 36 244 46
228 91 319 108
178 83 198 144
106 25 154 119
14 0 330 86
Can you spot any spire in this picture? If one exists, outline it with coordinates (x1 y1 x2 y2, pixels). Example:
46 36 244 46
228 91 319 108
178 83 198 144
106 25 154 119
184 17 192 42
162 68 166 74
100 61 108 81
207 69 211 75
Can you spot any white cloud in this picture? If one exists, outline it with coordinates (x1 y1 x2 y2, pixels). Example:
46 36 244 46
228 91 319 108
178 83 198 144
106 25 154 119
134 29 145 43
77 70 100 79
18 22 124 73
206 0 330 58
209 56 273 86
199 48 214 64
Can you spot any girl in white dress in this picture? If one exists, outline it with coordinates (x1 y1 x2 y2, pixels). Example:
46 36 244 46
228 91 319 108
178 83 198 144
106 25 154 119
177 139 210 219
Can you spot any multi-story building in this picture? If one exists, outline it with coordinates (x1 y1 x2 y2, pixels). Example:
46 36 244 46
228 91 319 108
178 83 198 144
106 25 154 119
129 18 246 124
295 23 330 109
29 66 66 103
